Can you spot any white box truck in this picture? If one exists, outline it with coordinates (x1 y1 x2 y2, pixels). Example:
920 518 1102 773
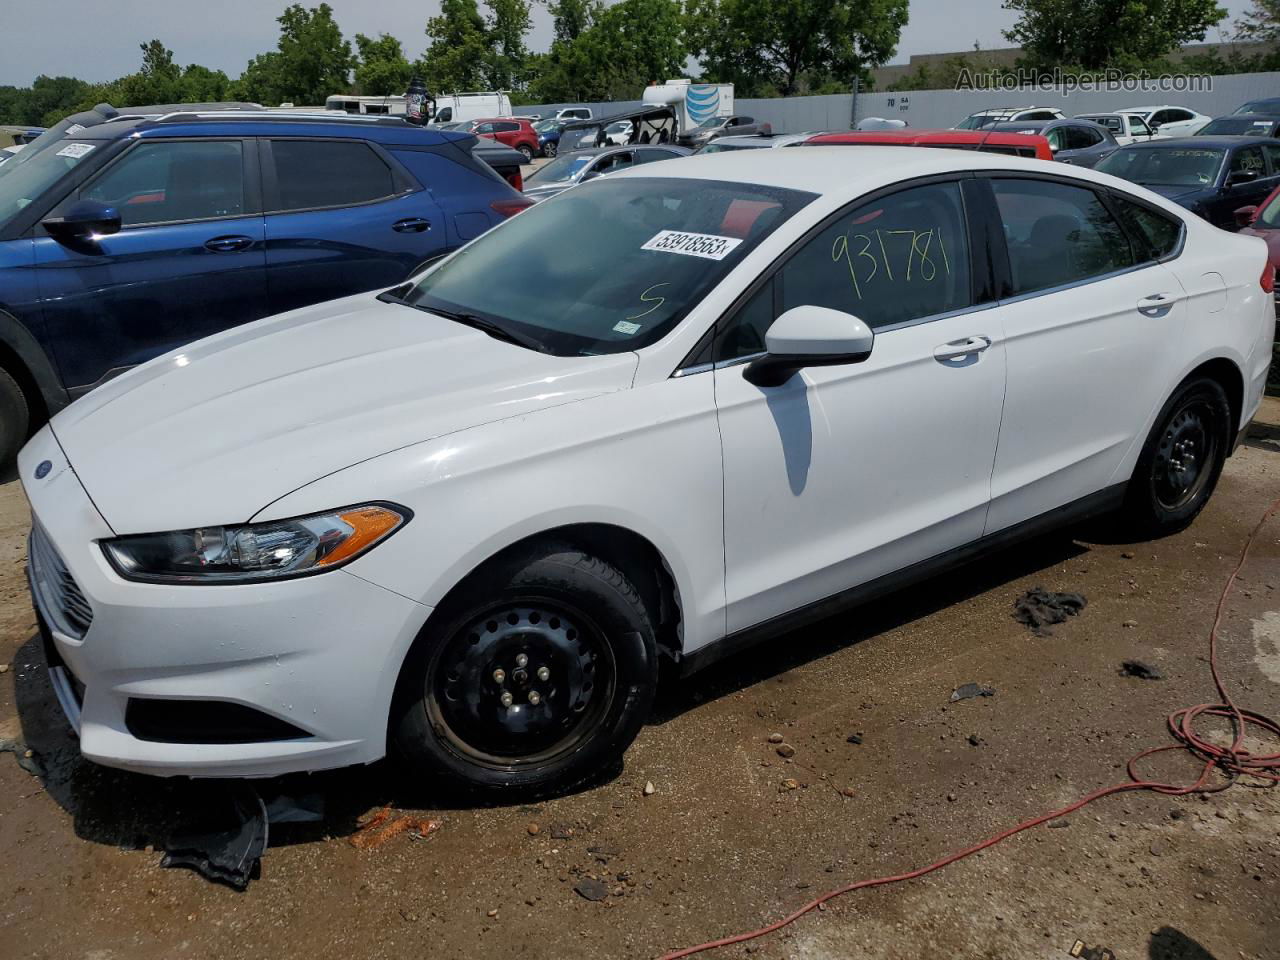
642 79 734 137
430 92 514 125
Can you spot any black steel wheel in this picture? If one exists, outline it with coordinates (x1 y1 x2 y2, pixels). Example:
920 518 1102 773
392 544 658 797
427 601 615 768
1125 376 1231 536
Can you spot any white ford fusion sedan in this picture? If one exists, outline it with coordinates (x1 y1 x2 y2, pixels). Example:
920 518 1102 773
21 148 1275 796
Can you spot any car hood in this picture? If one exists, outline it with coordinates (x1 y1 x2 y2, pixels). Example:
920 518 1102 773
50 294 639 534
524 182 572 201
1138 182 1211 202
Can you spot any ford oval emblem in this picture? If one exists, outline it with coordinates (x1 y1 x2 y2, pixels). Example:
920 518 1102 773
34 460 52 480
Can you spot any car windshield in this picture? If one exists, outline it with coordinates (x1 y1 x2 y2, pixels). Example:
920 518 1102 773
0 136 100 230
526 153 596 184
1257 189 1280 228
399 177 813 355
1096 147 1224 187
695 117 727 129
956 113 1006 130
533 118 559 133
699 141 763 153
1236 100 1280 115
1199 117 1276 136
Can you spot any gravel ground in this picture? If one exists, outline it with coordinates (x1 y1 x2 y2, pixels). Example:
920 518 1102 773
2 398 1278 960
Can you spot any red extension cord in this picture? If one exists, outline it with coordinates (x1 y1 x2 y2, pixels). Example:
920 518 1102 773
660 495 1280 959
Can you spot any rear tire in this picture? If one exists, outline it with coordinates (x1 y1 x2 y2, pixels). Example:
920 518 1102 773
392 544 658 798
518 144 534 163
1123 376 1231 537
544 141 558 158
0 367 29 468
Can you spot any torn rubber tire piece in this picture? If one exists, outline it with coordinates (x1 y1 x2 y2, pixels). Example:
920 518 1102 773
161 786 268 891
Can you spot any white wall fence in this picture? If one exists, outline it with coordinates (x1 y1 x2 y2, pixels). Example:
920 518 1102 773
515 70 1279 135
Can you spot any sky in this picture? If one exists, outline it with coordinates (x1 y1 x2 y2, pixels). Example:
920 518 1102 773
0 0 1258 88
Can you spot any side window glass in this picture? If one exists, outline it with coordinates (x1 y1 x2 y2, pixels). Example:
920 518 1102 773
436 107 452 122
1263 144 1280 174
992 179 1133 295
1232 146 1264 176
1130 117 1152 136
778 181 972 330
1112 196 1181 262
716 279 775 361
81 140 246 226
1046 128 1065 151
270 140 396 211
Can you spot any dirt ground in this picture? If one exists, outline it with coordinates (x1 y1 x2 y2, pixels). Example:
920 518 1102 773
2 399 1279 960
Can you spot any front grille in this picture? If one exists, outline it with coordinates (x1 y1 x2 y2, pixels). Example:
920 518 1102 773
29 523 93 640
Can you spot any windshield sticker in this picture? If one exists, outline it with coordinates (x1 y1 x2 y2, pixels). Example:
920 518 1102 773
64 123 86 135
613 320 642 335
56 142 95 159
641 230 743 261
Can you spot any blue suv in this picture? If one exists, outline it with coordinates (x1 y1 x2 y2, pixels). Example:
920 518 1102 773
0 111 531 462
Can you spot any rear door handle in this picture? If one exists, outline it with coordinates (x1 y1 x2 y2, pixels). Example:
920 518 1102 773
933 336 991 362
204 235 253 253
393 217 431 233
1137 292 1180 316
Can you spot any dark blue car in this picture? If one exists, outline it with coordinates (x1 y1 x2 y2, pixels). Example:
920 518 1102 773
0 111 529 461
1095 136 1280 232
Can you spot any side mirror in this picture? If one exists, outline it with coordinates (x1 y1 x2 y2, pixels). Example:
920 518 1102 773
43 200 121 243
1234 204 1259 228
744 305 874 388
1227 169 1259 187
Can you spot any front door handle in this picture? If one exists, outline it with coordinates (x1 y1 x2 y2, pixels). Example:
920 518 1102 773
204 235 253 253
933 336 991 362
1137 292 1179 316
393 217 431 233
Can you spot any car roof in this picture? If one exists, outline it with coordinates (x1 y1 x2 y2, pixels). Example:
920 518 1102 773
566 144 691 158
1118 135 1265 149
1211 113 1280 122
609 145 1075 192
63 112 473 147
812 129 1048 147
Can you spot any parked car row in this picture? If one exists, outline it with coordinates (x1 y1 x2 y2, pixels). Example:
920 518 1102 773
0 110 533 463
20 136 1272 798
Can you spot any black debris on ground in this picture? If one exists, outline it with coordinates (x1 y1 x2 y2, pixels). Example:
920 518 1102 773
1120 659 1163 680
846 733 863 745
1013 587 1087 636
161 786 269 891
574 878 609 902
950 683 996 702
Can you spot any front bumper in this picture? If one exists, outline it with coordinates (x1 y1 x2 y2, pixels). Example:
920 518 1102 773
19 426 432 778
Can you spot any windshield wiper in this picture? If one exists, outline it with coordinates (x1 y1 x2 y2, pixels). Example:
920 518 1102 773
384 294 549 353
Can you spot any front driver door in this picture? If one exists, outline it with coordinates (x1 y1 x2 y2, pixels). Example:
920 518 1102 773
714 179 1007 633
33 137 265 393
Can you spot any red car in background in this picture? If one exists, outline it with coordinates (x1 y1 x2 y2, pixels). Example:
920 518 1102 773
807 129 1054 161
467 117 540 163
1237 184 1280 313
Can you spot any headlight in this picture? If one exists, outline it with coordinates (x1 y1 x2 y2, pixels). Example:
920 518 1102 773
102 504 409 584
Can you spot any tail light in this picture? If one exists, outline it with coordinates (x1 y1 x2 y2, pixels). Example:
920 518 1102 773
491 196 534 218
1263 263 1275 295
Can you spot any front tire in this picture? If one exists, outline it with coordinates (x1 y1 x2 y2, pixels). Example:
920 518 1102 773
1123 376 1231 537
392 545 658 797
0 367 29 468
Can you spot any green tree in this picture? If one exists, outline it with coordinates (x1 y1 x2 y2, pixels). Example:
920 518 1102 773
531 0 686 101
230 3 353 105
486 0 533 89
176 64 233 103
688 0 908 97
25 75 94 126
1236 0 1280 41
546 0 598 42
418 0 492 92
354 33 413 95
1002 0 1227 70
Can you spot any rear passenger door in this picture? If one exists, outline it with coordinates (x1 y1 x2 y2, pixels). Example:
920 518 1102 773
983 176 1188 534
261 137 445 315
